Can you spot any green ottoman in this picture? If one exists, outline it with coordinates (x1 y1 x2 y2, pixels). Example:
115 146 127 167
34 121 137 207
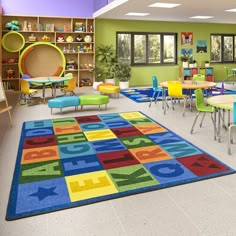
79 95 109 111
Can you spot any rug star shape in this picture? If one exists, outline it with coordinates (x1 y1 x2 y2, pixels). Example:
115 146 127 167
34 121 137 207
29 186 58 201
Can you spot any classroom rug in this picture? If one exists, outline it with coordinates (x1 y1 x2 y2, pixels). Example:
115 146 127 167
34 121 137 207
6 111 235 220
120 86 236 103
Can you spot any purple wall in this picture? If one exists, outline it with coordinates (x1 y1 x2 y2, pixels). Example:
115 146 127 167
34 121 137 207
94 0 108 12
1 0 94 17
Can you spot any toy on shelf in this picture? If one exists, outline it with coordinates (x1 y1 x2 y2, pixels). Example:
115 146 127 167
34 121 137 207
63 25 71 32
66 35 74 42
63 44 76 53
80 64 94 70
5 20 20 31
42 35 51 42
56 34 65 42
6 68 15 78
75 34 83 42
84 35 92 43
80 78 92 87
2 58 18 64
74 22 85 32
66 59 77 70
88 24 93 32
28 33 37 42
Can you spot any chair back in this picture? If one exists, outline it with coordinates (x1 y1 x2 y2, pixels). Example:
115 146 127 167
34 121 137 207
152 76 158 90
64 73 73 86
234 102 236 124
193 74 205 81
67 77 76 91
224 66 229 76
194 88 204 110
22 74 31 79
20 80 30 94
168 81 183 97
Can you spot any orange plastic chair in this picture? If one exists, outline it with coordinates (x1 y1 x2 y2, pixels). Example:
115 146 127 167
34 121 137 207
166 81 189 116
61 77 77 95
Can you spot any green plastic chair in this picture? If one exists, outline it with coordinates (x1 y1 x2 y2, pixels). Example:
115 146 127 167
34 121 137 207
224 66 234 82
63 73 73 87
192 74 205 81
228 102 236 155
190 88 215 134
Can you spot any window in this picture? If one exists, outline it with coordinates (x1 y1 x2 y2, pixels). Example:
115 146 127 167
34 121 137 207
211 34 236 63
117 32 177 66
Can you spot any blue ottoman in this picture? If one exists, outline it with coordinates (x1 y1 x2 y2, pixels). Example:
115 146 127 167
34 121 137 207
48 96 80 114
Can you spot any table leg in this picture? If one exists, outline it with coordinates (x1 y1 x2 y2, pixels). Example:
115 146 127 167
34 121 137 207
42 83 46 103
228 110 231 128
218 108 221 142
163 88 167 114
213 107 217 141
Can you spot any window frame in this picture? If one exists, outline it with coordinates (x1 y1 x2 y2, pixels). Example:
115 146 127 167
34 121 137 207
116 31 177 66
211 34 236 63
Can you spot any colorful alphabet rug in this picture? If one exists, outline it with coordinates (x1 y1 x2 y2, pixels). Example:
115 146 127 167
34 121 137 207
6 111 235 220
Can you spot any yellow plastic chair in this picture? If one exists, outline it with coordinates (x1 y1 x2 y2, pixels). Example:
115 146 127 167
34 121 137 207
19 79 38 105
166 81 189 116
61 77 77 95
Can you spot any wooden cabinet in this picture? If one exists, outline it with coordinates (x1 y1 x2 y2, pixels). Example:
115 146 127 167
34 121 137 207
180 66 214 81
1 15 95 90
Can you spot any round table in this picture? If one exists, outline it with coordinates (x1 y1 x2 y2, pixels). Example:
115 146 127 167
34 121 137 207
25 76 70 102
160 80 216 90
160 80 217 113
206 94 236 142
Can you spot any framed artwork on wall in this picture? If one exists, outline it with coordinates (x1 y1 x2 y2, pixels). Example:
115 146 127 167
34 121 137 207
196 40 207 53
181 32 193 45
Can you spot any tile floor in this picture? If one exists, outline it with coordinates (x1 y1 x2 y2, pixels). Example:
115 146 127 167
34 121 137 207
1 85 236 236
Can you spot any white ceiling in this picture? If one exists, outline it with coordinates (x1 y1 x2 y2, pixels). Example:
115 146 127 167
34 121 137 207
94 0 236 24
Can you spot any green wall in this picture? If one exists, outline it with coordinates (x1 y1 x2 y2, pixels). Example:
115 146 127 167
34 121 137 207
95 19 236 86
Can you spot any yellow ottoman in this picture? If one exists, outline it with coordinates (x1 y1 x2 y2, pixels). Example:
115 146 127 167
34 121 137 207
98 84 120 98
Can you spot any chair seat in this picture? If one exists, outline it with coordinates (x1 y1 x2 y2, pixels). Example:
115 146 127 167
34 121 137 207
197 104 214 112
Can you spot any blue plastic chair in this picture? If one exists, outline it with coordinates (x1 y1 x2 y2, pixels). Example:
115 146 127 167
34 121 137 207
149 76 162 107
228 102 236 155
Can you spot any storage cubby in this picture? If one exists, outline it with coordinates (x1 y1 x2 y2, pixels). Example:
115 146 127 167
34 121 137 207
1 15 95 90
180 66 214 81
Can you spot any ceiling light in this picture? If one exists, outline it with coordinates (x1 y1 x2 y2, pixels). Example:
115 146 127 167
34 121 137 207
126 12 150 16
225 8 236 12
148 2 181 8
190 16 214 19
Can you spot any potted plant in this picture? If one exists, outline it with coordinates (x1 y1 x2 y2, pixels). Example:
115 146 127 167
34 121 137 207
193 60 197 67
96 44 116 84
205 60 210 67
92 65 104 89
114 61 132 89
181 55 189 68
